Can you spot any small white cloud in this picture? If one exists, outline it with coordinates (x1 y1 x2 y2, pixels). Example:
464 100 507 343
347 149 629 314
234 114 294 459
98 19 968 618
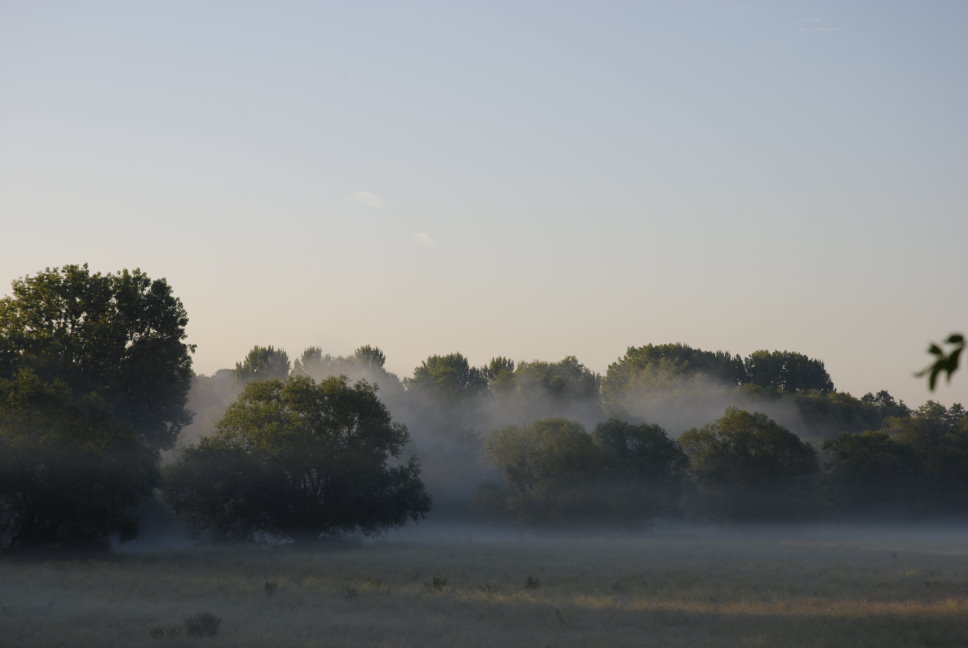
413 232 437 248
345 191 386 210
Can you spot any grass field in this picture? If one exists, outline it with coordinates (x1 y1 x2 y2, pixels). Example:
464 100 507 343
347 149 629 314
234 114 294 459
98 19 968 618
4 524 968 647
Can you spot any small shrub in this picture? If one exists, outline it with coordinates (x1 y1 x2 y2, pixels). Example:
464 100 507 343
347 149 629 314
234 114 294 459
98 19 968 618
344 585 359 600
264 580 279 597
184 612 221 638
425 575 448 592
525 576 540 590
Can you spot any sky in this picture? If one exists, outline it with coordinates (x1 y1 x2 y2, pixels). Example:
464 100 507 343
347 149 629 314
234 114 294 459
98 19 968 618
1 1 966 408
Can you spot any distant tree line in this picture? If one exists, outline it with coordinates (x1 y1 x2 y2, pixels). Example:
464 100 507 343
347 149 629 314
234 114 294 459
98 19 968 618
2 265 967 553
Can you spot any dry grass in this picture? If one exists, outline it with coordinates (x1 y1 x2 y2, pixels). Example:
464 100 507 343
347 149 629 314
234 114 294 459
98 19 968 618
4 526 968 647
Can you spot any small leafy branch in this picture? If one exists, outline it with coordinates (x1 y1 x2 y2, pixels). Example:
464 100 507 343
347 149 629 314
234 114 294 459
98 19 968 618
918 333 965 390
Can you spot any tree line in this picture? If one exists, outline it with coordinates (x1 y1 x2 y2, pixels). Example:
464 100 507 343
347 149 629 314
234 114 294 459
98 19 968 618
1 265 965 552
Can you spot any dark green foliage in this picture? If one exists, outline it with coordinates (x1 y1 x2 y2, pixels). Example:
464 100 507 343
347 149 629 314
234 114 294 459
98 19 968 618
743 350 834 394
593 419 689 516
861 390 911 419
485 418 685 525
918 333 965 390
483 356 516 391
163 376 430 542
404 353 487 401
0 265 191 552
0 371 157 551
679 408 819 520
822 431 926 513
0 264 194 450
234 345 291 382
881 401 968 508
793 390 886 439
593 419 688 485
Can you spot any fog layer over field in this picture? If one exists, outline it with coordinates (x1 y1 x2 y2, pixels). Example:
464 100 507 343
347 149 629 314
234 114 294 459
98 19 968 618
169 342 960 539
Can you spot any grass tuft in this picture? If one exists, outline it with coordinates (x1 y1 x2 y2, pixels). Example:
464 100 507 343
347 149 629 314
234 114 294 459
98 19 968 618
183 611 221 637
425 575 448 592
264 580 279 597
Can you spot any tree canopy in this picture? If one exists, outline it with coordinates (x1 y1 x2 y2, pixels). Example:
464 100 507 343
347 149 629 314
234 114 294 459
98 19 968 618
404 353 487 401
234 345 291 383
743 350 834 394
0 264 195 450
163 375 430 542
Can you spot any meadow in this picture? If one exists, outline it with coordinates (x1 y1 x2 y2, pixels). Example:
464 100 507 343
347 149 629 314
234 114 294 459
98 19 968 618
3 524 968 647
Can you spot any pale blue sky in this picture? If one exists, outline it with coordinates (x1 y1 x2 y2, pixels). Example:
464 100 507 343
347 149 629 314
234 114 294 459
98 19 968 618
2 1 966 407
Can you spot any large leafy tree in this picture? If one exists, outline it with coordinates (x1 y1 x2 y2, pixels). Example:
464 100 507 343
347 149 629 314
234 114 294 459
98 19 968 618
0 371 157 551
679 408 819 519
0 265 194 450
163 375 430 542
